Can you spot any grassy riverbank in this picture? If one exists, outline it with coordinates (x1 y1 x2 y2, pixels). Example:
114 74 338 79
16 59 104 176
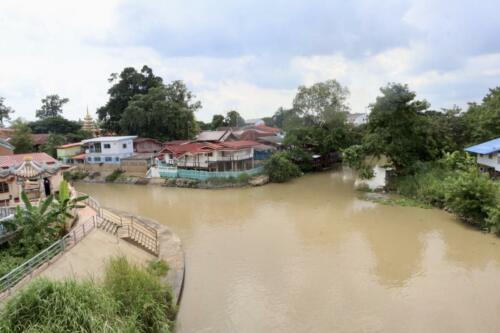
0 257 176 333
380 153 500 232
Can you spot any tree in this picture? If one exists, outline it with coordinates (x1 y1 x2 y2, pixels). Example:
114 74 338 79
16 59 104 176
292 80 350 124
29 116 81 134
52 180 87 232
211 114 226 130
10 119 34 153
41 133 66 157
36 95 69 119
364 83 431 172
463 87 500 143
0 97 14 127
119 81 201 140
264 152 301 183
225 110 245 127
98 66 163 133
12 193 59 253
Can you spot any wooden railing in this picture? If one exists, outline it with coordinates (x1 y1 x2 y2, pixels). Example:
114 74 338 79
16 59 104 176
0 216 97 297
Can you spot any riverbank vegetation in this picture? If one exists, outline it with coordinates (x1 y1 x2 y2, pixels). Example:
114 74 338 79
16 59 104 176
0 181 86 276
0 257 176 333
343 83 500 233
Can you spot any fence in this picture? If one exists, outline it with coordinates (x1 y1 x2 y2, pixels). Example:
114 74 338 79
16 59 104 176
158 164 264 181
0 191 160 297
0 216 97 297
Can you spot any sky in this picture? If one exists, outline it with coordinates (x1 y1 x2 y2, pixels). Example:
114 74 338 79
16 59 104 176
1 0 500 123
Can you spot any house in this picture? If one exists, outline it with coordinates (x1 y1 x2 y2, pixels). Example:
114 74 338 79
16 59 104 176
465 138 500 177
157 140 271 173
133 138 163 153
0 153 63 206
56 142 84 165
0 139 14 156
82 136 137 164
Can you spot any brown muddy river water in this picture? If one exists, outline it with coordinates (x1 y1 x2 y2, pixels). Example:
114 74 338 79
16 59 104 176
76 170 500 333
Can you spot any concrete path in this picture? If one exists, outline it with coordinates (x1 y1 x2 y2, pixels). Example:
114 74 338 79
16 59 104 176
39 228 155 282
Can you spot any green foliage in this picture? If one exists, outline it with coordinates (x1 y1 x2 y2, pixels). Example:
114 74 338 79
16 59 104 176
284 147 314 172
98 66 163 133
63 170 89 181
210 114 226 130
52 180 88 229
0 279 126 333
365 83 432 172
41 133 66 157
342 145 374 179
292 79 350 124
237 172 250 183
147 259 170 277
0 258 177 332
103 257 176 332
264 152 301 183
463 87 500 143
11 193 59 253
119 81 201 140
29 116 81 134
10 119 34 154
225 110 245 127
444 171 498 227
0 96 15 127
36 94 69 119
105 169 125 182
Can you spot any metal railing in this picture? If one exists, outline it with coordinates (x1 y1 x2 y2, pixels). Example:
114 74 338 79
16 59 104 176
0 216 97 297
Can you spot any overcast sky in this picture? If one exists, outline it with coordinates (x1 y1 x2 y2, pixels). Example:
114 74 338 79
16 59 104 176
1 0 499 123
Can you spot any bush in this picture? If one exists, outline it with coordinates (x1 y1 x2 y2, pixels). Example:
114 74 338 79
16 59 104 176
444 171 498 226
0 257 177 333
264 152 301 183
105 169 124 182
0 279 127 333
237 173 250 184
63 170 89 181
103 257 176 332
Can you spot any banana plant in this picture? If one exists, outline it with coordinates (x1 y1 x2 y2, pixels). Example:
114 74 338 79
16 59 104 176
51 180 88 232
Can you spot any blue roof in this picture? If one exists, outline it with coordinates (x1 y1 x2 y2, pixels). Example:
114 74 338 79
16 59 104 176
465 138 500 154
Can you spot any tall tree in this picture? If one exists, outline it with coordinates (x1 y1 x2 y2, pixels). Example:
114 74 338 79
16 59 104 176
10 119 34 153
463 87 500 143
29 116 81 134
210 114 226 130
41 133 66 157
292 80 350 125
225 110 245 127
98 65 163 133
119 81 201 140
365 83 431 171
0 97 15 127
36 95 69 119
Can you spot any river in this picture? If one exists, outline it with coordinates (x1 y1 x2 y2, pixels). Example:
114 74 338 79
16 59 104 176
76 170 500 333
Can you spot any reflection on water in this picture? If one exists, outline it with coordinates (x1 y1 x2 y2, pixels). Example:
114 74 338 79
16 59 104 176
77 171 500 333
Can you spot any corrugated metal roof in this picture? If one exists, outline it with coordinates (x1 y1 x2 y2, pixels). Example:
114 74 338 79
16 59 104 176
82 136 137 144
465 138 500 154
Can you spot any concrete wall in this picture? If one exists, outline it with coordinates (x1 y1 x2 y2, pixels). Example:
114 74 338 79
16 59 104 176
477 153 500 171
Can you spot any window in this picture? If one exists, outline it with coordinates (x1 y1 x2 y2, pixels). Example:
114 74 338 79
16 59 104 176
122 143 127 149
87 157 92 162
207 152 213 157
115 157 120 162
104 144 111 149
105 157 112 162
489 154 493 159
94 157 101 162
0 182 8 193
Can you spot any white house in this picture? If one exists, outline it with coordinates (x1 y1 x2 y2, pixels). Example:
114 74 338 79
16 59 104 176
465 138 500 177
82 136 137 164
